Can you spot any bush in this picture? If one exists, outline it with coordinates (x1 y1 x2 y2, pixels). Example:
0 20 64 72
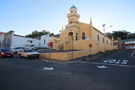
98 51 103 54
88 54 92 57
103 49 118 55
103 52 108 55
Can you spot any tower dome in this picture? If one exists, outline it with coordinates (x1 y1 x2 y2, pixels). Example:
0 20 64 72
70 5 77 9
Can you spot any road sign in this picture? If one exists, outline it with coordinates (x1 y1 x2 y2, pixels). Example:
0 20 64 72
89 44 92 56
50 42 53 46
89 44 92 47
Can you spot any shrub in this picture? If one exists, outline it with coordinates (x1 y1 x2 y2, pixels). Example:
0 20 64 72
88 54 92 57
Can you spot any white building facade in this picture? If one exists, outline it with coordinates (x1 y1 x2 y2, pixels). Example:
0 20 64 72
0 34 4 48
11 35 40 48
40 34 50 48
0 31 50 49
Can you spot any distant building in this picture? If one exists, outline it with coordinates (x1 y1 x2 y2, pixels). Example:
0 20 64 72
121 39 135 49
40 34 50 48
0 33 4 47
0 32 4 35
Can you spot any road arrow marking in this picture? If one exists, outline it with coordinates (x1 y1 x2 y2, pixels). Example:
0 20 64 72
97 65 109 69
42 67 54 70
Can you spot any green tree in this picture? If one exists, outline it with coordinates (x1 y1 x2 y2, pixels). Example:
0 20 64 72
25 30 53 39
106 30 135 40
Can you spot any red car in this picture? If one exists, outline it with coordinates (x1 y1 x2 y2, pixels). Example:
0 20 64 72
0 49 14 58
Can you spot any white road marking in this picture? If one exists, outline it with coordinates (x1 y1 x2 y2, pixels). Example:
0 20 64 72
97 65 109 69
121 60 128 64
42 67 54 70
103 59 128 64
131 50 135 57
82 62 135 68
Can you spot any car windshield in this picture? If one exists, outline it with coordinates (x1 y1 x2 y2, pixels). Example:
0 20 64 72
1 49 11 52
27 50 34 52
30 45 34 47
20 47 25 49
15 47 21 49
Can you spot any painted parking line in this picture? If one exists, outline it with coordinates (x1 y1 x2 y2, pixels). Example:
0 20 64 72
82 62 135 68
131 49 135 57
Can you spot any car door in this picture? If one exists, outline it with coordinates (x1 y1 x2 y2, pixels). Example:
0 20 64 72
23 50 28 57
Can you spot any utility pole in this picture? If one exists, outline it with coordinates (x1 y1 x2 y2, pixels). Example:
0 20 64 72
102 24 112 52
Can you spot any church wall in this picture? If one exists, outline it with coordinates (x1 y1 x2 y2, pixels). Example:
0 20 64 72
79 24 90 40
93 28 115 51
79 22 89 27
60 31 65 42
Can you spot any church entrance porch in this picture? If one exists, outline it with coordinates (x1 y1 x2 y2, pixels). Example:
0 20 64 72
68 32 74 42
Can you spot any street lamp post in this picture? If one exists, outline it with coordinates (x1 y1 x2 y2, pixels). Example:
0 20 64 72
102 24 112 52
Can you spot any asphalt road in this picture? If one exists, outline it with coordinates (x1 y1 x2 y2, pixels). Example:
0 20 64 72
0 50 135 90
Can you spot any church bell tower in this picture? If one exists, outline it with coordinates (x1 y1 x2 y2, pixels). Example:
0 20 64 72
66 5 80 29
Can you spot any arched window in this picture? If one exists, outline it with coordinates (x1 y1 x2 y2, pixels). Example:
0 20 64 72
71 10 73 13
97 34 99 41
71 21 72 24
82 32 85 40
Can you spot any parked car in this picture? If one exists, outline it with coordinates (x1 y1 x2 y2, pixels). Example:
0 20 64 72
0 49 13 58
25 45 39 50
10 47 25 54
18 49 40 59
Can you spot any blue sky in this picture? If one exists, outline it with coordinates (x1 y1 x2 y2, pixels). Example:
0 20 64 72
0 0 135 36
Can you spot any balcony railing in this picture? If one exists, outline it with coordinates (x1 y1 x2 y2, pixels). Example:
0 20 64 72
67 13 80 18
65 23 79 28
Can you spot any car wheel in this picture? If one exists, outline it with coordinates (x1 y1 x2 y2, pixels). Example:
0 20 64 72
0 54 2 58
19 54 22 58
15 51 17 54
27 55 31 59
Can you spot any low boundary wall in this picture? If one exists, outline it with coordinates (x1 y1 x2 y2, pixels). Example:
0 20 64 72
40 50 92 61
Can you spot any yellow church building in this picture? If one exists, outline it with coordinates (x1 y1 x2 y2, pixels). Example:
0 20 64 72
41 5 117 60
53 5 117 52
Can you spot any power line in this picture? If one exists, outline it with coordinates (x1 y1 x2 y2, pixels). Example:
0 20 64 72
33 0 67 14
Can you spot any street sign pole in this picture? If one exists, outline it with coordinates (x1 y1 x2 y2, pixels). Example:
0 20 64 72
90 47 91 56
49 42 53 60
89 44 92 56
49 49 51 60
72 41 74 60
48 43 51 59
